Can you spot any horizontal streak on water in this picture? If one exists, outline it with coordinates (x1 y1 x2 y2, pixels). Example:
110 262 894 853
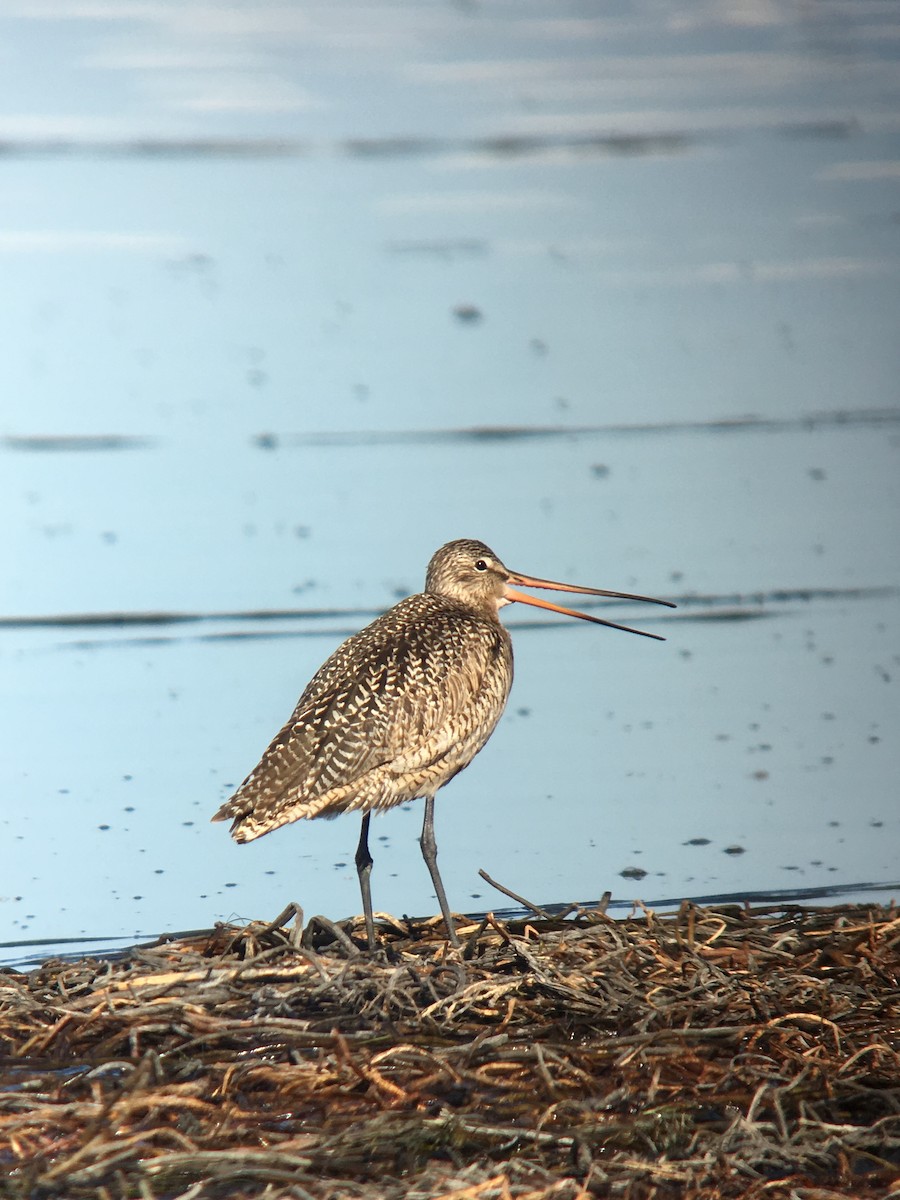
4 409 896 455
0 607 376 629
259 408 900 449
2 434 157 453
3 588 897 633
3 587 895 653
0 133 695 160
0 117 867 165
3 586 893 630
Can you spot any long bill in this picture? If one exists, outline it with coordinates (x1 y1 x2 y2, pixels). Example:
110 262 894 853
504 570 676 641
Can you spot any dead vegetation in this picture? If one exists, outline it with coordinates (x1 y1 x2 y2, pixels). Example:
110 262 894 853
1 900 899 1199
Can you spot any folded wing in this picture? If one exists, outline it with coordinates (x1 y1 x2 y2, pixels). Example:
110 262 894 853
212 594 512 839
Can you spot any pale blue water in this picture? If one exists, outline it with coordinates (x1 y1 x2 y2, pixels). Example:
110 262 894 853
2 0 899 967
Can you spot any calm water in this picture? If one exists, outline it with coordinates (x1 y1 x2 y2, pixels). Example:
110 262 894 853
2 1 899 967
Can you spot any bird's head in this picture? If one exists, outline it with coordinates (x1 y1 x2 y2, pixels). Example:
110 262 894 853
425 539 510 611
424 539 675 638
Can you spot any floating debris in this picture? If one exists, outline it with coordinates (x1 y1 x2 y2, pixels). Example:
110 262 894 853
452 303 483 324
1 901 898 1198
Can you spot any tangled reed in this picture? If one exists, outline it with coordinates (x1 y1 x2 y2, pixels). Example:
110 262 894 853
2 900 899 1199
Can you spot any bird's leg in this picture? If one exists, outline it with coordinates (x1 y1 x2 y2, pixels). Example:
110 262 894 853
354 813 376 951
420 795 460 948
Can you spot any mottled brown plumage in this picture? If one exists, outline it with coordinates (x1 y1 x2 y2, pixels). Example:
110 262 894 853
212 538 674 949
216 588 512 838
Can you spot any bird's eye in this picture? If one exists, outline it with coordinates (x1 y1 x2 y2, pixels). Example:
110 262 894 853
474 559 488 572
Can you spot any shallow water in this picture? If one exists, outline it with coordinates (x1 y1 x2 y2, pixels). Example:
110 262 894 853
1 0 899 965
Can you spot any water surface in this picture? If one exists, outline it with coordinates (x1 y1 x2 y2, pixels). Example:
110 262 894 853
2 0 898 965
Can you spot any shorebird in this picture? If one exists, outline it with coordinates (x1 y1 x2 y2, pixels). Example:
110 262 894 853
212 539 674 949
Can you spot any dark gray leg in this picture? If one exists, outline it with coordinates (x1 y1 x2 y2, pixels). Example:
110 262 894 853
354 813 376 951
420 795 460 948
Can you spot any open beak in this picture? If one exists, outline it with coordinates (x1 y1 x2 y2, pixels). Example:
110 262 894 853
504 570 676 641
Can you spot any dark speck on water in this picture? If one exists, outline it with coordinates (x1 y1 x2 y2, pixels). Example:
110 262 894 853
452 303 483 324
621 866 648 880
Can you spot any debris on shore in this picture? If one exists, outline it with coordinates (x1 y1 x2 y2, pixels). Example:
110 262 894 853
2 901 899 1198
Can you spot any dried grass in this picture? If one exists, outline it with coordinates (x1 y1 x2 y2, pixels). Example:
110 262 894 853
2 900 899 1199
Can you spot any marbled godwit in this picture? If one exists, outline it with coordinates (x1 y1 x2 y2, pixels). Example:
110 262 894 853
212 539 674 949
